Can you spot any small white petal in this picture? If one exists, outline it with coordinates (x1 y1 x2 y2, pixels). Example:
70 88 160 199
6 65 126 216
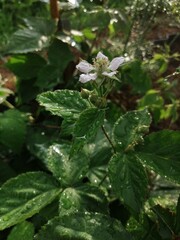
96 52 108 60
76 60 94 73
108 57 124 71
102 71 117 77
79 73 97 83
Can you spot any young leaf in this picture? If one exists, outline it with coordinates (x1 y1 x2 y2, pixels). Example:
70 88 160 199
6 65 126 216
74 108 105 141
0 109 27 154
136 130 180 183
35 212 131 240
59 185 108 215
109 153 148 217
113 109 151 151
46 144 89 186
7 221 34 240
37 90 90 120
0 172 60 230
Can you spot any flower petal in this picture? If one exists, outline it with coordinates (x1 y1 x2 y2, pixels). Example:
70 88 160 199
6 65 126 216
76 60 94 73
79 73 97 83
96 52 108 60
108 57 124 71
102 71 117 77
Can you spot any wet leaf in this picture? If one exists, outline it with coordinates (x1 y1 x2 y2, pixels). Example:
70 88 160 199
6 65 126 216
109 152 148 217
0 172 60 230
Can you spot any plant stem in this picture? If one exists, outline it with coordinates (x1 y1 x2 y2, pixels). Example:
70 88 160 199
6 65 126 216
101 125 116 153
4 100 14 109
49 0 59 20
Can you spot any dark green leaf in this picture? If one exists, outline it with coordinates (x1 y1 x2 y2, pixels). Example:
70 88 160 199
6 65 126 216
46 144 89 186
35 212 131 240
37 90 90 120
175 195 180 234
136 130 180 183
113 109 151 151
5 18 56 54
7 221 34 240
0 160 16 185
0 110 27 154
74 108 105 140
109 153 148 216
48 39 74 68
6 54 46 79
59 185 108 215
0 172 60 230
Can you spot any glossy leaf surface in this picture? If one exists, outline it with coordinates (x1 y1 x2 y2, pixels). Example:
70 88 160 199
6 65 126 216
0 172 60 230
113 109 151 151
109 153 148 216
37 90 90 119
35 212 131 240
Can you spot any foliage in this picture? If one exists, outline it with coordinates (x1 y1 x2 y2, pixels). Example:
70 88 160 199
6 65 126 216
0 0 180 239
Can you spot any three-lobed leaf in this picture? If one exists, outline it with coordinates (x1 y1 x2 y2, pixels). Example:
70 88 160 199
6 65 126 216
0 172 60 230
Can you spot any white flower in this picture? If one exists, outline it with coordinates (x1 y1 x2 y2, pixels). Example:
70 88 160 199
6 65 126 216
76 52 124 83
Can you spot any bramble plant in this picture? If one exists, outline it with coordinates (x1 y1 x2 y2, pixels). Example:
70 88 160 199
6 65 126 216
0 0 180 239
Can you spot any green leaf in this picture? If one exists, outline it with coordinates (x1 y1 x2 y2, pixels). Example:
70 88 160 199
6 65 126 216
59 185 108 215
74 108 105 140
48 39 74 68
0 160 16 185
151 205 174 238
35 212 131 240
175 195 180 234
46 144 89 186
109 153 148 216
0 172 60 230
136 130 180 183
6 53 46 79
7 221 34 240
0 110 27 154
37 90 90 120
5 18 56 54
113 109 151 151
87 146 112 185
121 60 152 94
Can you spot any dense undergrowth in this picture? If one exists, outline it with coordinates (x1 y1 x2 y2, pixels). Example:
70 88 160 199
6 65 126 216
0 0 180 239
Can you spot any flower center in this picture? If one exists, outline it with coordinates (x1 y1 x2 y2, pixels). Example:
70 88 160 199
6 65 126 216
93 58 109 73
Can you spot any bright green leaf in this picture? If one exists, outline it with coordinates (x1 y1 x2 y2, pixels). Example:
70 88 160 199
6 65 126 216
37 90 90 120
7 221 34 240
0 172 60 230
109 153 148 216
35 212 131 240
113 109 151 151
136 130 180 183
